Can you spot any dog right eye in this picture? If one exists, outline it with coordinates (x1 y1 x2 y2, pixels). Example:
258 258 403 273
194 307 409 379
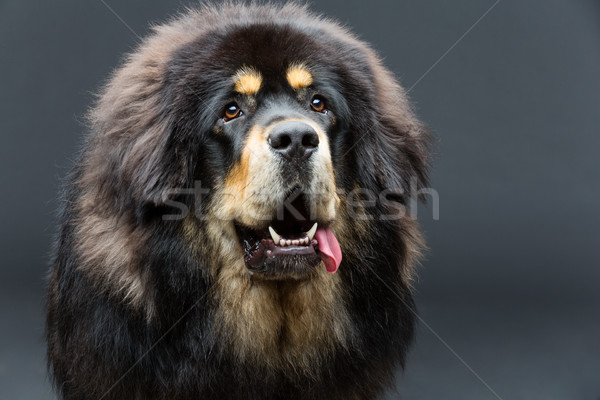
223 103 243 121
310 95 326 113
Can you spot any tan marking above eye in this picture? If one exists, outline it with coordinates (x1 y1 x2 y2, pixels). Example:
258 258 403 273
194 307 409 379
286 65 313 89
233 67 262 95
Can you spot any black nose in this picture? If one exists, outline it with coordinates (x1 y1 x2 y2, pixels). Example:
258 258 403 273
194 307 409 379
268 121 319 161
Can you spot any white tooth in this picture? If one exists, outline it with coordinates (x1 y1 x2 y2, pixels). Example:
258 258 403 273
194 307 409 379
268 226 281 243
279 239 286 246
286 239 292 246
304 237 310 245
292 239 300 246
306 222 318 240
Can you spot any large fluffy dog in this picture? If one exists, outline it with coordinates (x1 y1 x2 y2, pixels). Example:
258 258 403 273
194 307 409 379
46 3 431 399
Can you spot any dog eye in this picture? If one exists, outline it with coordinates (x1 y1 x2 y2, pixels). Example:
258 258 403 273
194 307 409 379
310 96 326 113
223 103 242 121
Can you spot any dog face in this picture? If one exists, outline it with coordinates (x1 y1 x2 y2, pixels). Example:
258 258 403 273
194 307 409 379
164 24 378 281
211 63 340 280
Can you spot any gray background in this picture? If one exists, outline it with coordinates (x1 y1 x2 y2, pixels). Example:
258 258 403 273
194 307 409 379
1 0 599 399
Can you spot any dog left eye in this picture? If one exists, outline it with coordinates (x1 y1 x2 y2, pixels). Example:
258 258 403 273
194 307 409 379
223 103 243 121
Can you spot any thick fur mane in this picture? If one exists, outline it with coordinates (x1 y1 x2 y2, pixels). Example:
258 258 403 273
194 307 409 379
46 3 431 400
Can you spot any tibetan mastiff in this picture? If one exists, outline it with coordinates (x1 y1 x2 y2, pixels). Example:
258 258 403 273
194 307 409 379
46 3 431 400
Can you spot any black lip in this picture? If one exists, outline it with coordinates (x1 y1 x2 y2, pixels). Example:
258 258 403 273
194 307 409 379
235 222 322 280
245 238 321 280
246 238 319 265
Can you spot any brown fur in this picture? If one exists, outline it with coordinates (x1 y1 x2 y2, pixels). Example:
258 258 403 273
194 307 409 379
181 210 353 375
234 66 263 95
286 64 313 89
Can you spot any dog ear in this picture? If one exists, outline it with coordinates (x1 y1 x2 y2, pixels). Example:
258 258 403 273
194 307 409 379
374 112 431 197
368 61 432 199
117 118 190 210
83 55 190 219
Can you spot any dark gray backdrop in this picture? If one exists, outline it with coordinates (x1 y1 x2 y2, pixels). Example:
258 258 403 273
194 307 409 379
1 1 599 399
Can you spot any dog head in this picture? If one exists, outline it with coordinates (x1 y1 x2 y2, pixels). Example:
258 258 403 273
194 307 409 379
76 4 431 369
87 16 430 282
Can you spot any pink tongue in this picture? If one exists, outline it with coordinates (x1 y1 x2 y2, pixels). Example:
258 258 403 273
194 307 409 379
314 226 342 273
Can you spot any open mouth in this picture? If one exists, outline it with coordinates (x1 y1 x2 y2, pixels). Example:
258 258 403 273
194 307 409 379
234 193 342 280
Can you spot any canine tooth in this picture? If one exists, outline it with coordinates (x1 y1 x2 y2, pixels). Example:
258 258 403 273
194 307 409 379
306 222 318 240
268 226 281 243
304 237 310 245
279 239 286 246
292 239 300 246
